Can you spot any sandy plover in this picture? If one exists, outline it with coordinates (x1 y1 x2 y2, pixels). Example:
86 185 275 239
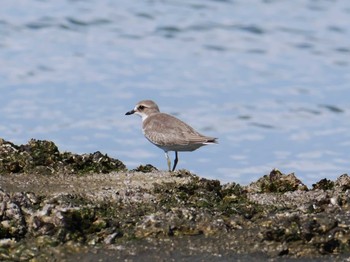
125 100 218 171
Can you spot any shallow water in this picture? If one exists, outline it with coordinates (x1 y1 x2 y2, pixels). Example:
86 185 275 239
1 0 349 186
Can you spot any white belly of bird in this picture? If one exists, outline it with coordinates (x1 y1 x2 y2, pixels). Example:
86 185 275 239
156 143 206 152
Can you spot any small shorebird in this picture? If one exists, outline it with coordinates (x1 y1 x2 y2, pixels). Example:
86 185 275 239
125 100 218 171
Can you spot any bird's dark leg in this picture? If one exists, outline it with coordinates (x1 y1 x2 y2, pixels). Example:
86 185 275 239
172 151 178 171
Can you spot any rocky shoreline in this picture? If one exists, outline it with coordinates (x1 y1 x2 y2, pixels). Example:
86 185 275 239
0 139 350 261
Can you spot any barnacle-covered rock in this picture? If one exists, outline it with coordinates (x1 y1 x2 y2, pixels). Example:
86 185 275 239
1 139 350 260
335 174 350 191
0 189 26 240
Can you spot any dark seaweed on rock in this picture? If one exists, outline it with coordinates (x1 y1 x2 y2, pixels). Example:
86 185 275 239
312 178 335 190
133 164 158 173
247 169 308 193
0 138 126 175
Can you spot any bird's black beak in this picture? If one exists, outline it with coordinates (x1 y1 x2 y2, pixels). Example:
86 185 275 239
125 109 135 115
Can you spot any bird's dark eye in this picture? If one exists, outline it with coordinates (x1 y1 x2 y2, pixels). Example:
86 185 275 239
138 105 145 110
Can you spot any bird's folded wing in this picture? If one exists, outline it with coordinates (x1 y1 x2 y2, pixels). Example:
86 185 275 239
143 114 208 146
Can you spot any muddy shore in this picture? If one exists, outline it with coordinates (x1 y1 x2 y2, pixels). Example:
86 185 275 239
0 139 350 261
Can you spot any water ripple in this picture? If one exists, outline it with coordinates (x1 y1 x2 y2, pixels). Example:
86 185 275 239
319 105 344 114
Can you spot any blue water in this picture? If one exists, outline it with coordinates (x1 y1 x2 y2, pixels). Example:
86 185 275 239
1 0 349 186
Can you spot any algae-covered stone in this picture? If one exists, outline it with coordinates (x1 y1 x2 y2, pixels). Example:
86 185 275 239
20 139 60 167
133 164 158 173
61 151 126 175
247 169 308 193
0 138 126 175
312 178 335 190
